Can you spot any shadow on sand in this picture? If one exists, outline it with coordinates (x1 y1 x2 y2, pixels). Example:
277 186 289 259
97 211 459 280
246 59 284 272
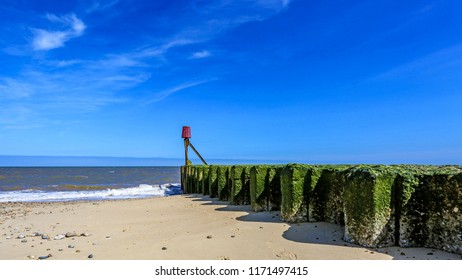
185 194 461 260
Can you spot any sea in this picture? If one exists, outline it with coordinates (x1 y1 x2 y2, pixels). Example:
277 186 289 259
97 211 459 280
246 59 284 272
0 167 182 203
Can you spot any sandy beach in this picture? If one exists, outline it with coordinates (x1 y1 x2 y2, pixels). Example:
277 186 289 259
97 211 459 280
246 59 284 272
0 194 460 260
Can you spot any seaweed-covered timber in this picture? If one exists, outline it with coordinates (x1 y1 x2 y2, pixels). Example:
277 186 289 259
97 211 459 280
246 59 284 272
181 164 462 255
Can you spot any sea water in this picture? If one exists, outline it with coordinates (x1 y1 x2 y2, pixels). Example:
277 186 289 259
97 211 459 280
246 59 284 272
0 167 181 202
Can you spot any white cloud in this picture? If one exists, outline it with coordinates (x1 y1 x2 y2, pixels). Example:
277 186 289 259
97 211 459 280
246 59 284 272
0 78 35 99
86 0 120 13
135 39 196 58
32 13 86 51
145 79 215 104
368 44 462 83
191 50 211 59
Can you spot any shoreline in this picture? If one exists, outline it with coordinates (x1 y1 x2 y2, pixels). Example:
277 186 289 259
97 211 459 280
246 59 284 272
1 195 460 260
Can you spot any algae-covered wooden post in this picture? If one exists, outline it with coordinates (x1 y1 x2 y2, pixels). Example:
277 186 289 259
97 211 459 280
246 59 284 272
182 126 208 166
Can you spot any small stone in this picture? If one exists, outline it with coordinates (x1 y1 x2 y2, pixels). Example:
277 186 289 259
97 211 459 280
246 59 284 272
27 255 35 260
206 235 212 239
54 234 66 240
34 232 42 237
88 254 94 259
38 254 52 260
400 252 406 256
231 235 235 238
68 245 75 249
6 236 12 240
454 207 459 213
92 242 97 245
65 232 77 238
59 249 63 252
21 239 27 243
17 234 26 239
161 247 167 250
105 236 111 239
76 250 81 253
42 235 49 240
80 233 90 237
427 252 434 255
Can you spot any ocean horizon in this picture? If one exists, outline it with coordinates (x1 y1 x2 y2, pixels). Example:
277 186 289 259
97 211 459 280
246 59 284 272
0 155 291 167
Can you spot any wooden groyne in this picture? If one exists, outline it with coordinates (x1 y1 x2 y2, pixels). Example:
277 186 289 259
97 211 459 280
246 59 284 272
181 164 462 255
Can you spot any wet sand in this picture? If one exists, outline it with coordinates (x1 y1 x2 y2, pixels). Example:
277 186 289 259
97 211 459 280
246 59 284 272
0 194 460 260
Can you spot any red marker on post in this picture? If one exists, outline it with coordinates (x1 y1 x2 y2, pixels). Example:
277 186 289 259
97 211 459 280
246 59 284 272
182 126 207 166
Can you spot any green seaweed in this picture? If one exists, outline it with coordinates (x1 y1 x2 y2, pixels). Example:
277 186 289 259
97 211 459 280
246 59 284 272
230 165 251 205
280 164 310 223
343 165 396 247
217 166 231 201
208 165 219 198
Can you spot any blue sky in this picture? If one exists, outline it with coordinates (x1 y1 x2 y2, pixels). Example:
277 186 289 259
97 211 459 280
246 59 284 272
1 0 461 165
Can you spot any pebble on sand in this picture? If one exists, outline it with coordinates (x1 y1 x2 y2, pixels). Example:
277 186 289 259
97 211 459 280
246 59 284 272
54 234 66 240
38 254 52 260
65 232 77 238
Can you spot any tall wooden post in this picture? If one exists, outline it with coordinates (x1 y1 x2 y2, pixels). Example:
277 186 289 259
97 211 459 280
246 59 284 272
182 126 192 166
184 138 190 166
181 126 207 165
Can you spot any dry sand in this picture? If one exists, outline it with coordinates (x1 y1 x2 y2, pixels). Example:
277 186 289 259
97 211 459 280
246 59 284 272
0 194 460 260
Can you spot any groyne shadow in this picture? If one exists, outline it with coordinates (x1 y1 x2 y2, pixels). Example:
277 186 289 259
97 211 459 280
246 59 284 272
186 194 461 260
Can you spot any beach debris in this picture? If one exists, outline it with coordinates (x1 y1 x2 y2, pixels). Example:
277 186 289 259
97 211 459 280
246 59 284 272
17 234 26 239
38 254 52 260
88 254 94 259
54 234 66 240
27 255 35 260
65 232 77 238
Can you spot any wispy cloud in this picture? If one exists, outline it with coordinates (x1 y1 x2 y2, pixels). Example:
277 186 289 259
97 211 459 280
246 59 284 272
1 1 292 130
191 50 211 59
134 39 196 59
86 0 120 13
145 79 215 104
368 44 462 83
31 13 86 51
0 78 35 99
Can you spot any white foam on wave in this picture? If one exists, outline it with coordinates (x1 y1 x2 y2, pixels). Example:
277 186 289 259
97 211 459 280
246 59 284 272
0 183 182 203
